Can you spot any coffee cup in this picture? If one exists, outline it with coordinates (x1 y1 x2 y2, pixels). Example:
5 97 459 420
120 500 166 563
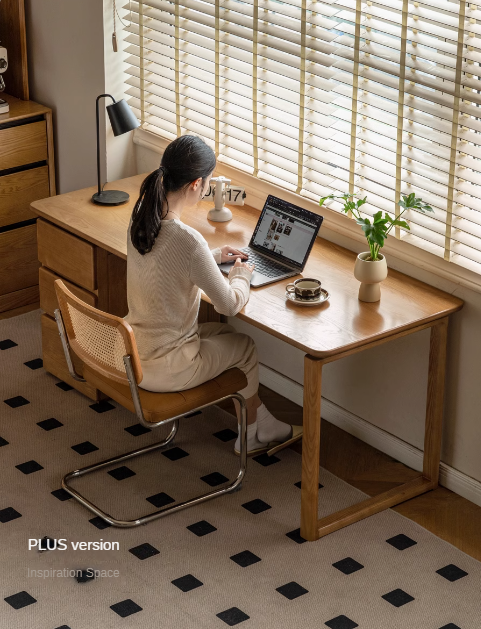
286 278 322 300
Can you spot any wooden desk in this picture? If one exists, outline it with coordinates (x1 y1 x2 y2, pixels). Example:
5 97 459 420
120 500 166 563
31 173 463 541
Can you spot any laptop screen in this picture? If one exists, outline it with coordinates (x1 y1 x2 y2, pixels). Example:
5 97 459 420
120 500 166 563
249 195 323 269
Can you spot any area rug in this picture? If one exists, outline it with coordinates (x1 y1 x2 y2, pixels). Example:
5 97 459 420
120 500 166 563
0 309 480 629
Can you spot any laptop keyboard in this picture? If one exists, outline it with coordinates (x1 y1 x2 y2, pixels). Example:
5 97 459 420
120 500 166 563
239 248 292 278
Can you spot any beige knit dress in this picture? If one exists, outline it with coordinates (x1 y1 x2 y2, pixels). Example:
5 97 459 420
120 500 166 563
124 216 259 398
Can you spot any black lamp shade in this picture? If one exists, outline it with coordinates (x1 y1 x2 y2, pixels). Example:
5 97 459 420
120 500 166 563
106 99 140 136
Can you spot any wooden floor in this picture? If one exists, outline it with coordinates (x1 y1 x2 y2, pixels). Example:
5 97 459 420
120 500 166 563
4 302 481 561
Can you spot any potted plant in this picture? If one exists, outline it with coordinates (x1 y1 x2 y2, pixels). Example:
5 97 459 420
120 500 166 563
318 192 433 302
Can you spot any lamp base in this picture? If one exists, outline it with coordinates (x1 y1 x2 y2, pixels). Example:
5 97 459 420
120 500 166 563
92 190 130 205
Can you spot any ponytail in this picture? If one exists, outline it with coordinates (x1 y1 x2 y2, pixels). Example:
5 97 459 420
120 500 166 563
130 135 216 255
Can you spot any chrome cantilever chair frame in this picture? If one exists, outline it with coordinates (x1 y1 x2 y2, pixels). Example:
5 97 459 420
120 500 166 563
54 308 247 529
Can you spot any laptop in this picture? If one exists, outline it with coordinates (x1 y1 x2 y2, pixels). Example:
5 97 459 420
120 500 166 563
218 195 324 287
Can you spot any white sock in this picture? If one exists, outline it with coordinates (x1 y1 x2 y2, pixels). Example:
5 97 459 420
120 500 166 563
256 403 292 444
234 420 268 452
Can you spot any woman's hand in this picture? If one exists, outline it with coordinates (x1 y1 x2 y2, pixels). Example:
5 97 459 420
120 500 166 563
220 245 248 264
228 257 255 277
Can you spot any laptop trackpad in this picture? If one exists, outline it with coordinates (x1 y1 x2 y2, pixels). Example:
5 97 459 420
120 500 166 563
218 263 264 286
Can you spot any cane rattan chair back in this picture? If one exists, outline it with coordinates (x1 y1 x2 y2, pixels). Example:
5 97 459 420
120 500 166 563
54 279 143 386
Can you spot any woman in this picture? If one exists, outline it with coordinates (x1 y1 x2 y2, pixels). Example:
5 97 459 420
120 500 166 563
125 135 302 456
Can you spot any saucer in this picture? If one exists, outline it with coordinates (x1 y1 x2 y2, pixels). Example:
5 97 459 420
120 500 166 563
285 288 330 306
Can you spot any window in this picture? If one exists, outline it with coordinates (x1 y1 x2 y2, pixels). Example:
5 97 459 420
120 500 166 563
124 0 481 274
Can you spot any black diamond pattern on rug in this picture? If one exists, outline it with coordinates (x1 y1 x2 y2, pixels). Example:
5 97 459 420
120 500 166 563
294 480 323 489
51 489 72 501
171 574 203 592
0 507 22 523
55 381 73 391
285 528 307 544
146 492 175 508
129 543 160 560
332 557 364 575
89 517 112 530
37 417 63 431
436 564 468 582
110 599 143 618
382 589 415 607
187 520 217 537
0 310 477 629
161 446 189 461
213 428 237 442
24 358 43 370
4 591 36 609
108 466 136 481
386 533 417 550
216 607 250 626
276 581 308 600
71 441 99 455
16 460 44 475
89 400 115 413
325 615 359 629
241 499 271 514
124 423 151 436
230 550 261 568
252 453 281 466
4 395 30 408
201 471 229 486
0 338 18 350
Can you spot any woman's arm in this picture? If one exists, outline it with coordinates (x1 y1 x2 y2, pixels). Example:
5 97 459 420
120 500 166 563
210 247 222 264
210 246 248 265
190 241 253 317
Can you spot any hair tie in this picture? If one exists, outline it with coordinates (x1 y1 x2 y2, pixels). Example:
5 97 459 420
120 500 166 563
159 165 168 177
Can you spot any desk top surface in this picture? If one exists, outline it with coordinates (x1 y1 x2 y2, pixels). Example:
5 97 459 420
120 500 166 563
31 173 463 357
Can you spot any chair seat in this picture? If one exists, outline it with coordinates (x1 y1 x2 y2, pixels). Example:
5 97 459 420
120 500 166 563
83 365 248 423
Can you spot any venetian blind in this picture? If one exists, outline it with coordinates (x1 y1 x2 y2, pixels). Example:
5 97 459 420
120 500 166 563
124 0 481 274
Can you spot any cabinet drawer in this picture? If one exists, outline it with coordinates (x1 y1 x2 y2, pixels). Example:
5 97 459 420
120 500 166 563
0 285 39 314
41 313 104 401
0 224 40 296
0 166 50 228
0 121 48 171
39 266 97 317
37 218 97 291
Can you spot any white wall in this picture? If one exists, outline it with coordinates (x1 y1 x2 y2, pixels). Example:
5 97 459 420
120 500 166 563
136 143 480 490
24 0 136 195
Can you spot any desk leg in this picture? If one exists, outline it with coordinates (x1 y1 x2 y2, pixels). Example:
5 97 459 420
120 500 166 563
300 318 449 541
423 317 448 485
300 355 323 541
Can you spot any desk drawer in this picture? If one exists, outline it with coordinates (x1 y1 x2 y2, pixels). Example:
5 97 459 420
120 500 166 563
0 121 48 171
0 166 49 228
0 224 40 296
37 218 97 291
39 266 97 317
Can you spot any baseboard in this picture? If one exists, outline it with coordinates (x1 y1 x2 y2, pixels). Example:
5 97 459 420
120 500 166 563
259 363 481 509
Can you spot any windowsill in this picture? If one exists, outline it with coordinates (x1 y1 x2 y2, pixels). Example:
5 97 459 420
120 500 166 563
133 127 481 296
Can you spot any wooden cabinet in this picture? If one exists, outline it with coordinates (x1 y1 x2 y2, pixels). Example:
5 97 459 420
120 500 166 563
0 94 55 313
36 223 126 401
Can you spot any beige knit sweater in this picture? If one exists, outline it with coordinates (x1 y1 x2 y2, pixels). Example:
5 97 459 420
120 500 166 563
124 216 252 363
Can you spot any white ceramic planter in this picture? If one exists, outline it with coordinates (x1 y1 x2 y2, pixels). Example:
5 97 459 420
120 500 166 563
353 252 388 302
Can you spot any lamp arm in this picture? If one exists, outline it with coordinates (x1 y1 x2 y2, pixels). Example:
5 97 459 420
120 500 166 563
96 94 116 196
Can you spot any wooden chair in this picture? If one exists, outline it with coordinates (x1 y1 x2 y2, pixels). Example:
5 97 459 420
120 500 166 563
53 279 248 528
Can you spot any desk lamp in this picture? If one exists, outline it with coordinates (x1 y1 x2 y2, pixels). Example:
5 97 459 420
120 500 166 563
92 94 140 205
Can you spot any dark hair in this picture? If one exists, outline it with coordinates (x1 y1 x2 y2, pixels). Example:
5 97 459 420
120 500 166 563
130 135 216 255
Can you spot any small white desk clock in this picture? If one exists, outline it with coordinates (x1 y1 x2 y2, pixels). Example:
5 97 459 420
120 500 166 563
205 175 246 222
